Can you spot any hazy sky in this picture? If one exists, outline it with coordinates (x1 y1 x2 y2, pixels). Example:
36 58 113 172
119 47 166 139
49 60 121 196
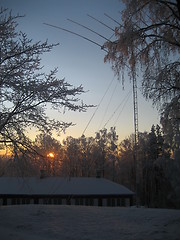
1 0 160 142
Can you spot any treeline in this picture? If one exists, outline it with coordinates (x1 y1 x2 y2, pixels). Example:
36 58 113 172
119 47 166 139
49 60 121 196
0 125 180 209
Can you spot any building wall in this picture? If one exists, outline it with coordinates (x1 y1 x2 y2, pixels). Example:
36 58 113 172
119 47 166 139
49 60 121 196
0 195 133 207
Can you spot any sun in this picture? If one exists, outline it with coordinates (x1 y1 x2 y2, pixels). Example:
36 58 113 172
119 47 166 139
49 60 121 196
47 152 54 158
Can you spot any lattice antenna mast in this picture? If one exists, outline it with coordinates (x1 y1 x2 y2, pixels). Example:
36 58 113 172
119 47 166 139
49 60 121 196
133 71 139 164
104 13 140 204
132 65 140 206
131 51 139 158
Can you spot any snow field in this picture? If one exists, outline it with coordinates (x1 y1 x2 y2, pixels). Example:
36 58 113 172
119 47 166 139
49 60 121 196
0 205 180 240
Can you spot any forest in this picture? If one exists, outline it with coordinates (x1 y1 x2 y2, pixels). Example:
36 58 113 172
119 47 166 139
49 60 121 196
0 125 180 209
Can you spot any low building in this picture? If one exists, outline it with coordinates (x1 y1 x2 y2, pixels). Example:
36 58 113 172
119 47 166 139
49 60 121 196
0 176 134 207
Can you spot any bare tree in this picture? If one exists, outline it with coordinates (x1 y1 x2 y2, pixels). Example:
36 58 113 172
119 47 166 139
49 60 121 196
0 9 89 154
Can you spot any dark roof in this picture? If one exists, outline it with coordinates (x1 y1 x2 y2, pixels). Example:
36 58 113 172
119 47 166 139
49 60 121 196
0 177 134 196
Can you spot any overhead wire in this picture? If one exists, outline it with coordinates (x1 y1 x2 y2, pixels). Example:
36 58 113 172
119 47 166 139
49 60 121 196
104 13 121 26
98 79 119 130
113 90 132 126
82 76 115 136
103 89 132 129
87 14 114 31
67 18 111 42
43 22 107 52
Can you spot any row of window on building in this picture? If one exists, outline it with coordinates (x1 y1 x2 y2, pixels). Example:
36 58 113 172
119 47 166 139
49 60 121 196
0 196 131 207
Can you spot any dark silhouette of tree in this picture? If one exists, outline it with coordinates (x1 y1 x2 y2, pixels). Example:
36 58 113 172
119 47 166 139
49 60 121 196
33 134 63 176
0 8 89 155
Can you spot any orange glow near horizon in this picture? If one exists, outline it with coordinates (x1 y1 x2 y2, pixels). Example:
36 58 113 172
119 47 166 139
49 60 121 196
47 152 55 158
0 148 12 156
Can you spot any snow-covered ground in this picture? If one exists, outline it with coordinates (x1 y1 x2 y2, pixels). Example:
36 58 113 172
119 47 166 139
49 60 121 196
0 205 180 240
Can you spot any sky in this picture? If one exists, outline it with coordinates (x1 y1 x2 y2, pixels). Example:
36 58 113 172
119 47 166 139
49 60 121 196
1 0 160 142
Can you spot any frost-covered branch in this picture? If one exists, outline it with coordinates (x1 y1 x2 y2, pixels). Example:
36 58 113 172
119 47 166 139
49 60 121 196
0 9 91 152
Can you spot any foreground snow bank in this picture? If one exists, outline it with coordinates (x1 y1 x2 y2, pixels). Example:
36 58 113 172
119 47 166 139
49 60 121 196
0 205 180 240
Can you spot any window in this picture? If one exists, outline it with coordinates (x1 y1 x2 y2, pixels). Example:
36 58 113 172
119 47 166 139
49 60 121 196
121 198 125 206
85 198 89 206
43 198 48 204
117 198 121 206
34 198 39 204
107 198 111 206
75 198 80 205
3 198 7 205
12 198 16 205
90 198 94 206
80 198 83 205
112 198 115 207
98 198 102 206
16 198 20 205
66 197 71 205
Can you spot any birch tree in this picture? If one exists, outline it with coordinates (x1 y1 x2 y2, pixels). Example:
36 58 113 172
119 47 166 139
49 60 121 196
103 0 180 153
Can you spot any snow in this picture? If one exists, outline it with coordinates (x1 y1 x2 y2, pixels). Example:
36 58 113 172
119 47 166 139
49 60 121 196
0 177 134 195
0 205 180 240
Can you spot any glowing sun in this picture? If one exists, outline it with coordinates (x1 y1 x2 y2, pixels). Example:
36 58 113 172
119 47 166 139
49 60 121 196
47 152 54 158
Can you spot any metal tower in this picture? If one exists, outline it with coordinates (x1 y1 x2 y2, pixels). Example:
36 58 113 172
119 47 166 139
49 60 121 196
132 69 140 206
132 74 139 153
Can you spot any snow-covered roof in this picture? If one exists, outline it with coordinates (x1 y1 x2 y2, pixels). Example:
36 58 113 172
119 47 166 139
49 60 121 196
0 177 134 196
